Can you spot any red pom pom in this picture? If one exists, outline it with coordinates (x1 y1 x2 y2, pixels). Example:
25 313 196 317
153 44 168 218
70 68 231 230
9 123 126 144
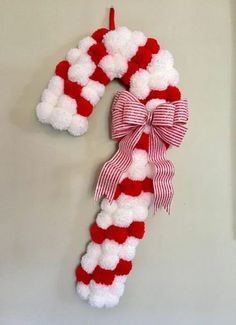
115 259 132 276
145 89 167 103
129 221 145 239
88 43 107 65
114 184 122 200
106 225 128 244
76 96 93 117
166 86 181 101
120 178 143 197
75 265 91 285
55 60 70 80
92 266 115 285
135 132 149 151
90 223 106 244
145 38 160 54
90 67 110 85
131 47 152 69
64 79 82 100
121 61 139 86
142 177 154 193
92 28 109 42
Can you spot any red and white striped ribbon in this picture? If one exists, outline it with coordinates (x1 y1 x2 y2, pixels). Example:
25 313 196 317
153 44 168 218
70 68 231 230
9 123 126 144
95 90 188 213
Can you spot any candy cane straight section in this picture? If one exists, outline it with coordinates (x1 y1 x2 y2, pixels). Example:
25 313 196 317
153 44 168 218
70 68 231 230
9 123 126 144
76 131 154 307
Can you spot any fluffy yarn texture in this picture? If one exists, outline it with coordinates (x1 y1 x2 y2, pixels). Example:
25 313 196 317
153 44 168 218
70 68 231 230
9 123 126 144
36 24 182 308
36 26 180 136
76 133 153 308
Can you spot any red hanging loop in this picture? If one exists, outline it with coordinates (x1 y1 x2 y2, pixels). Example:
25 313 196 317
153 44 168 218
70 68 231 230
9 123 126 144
109 7 115 30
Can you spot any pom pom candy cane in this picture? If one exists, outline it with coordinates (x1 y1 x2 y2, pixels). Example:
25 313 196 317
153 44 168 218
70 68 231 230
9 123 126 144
36 8 188 308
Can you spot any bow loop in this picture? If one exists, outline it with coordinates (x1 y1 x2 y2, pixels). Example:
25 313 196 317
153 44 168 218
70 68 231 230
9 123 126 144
152 103 175 127
111 91 146 140
173 99 189 124
123 100 147 126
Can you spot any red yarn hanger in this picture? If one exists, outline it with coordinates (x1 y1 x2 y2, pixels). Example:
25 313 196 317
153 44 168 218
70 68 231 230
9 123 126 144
109 7 115 30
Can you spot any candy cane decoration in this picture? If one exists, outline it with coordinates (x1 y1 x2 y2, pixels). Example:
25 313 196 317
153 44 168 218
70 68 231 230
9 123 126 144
36 8 188 308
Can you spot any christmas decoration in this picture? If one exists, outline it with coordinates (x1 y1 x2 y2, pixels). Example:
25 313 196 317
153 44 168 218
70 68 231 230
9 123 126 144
36 8 188 308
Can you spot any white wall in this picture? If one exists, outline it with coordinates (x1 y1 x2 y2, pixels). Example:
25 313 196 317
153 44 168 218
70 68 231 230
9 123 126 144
0 0 235 324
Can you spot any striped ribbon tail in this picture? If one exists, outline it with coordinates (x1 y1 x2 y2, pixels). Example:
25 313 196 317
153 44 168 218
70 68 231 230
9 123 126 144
149 129 174 214
95 126 144 202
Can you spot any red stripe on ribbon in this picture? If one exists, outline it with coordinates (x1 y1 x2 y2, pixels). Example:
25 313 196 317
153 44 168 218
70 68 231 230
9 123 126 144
95 90 188 213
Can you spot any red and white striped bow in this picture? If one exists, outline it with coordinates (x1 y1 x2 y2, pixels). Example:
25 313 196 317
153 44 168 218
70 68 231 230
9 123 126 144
95 90 188 213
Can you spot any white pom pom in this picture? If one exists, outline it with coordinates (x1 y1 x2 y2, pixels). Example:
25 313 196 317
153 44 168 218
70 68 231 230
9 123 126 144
87 242 102 257
119 244 136 261
146 99 166 111
50 107 72 130
110 277 125 297
57 95 77 114
101 198 117 213
87 80 105 97
81 85 100 105
130 69 150 99
147 50 179 90
117 193 152 209
139 192 153 206
148 50 174 73
113 53 128 78
114 275 127 284
81 253 98 273
131 31 146 47
89 293 105 308
96 211 113 229
117 195 141 209
102 239 120 255
68 114 88 136
128 163 147 181
89 281 109 295
99 53 128 80
126 236 139 248
66 48 81 64
149 70 169 90
104 27 132 56
169 68 179 86
128 149 149 180
68 54 95 85
99 253 119 270
112 208 133 227
41 89 58 106
132 205 149 221
103 28 145 60
104 293 120 308
89 281 108 308
132 149 148 165
48 76 64 96
36 102 54 124
78 36 96 52
149 68 179 90
118 30 146 60
99 55 116 80
76 282 90 300
81 80 105 105
119 237 139 261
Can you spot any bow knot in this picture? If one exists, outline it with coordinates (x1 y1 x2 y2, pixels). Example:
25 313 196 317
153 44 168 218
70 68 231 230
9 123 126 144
95 90 188 213
146 111 153 125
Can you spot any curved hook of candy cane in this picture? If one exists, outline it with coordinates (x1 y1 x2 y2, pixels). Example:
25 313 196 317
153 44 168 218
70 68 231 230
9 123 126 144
36 9 180 138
